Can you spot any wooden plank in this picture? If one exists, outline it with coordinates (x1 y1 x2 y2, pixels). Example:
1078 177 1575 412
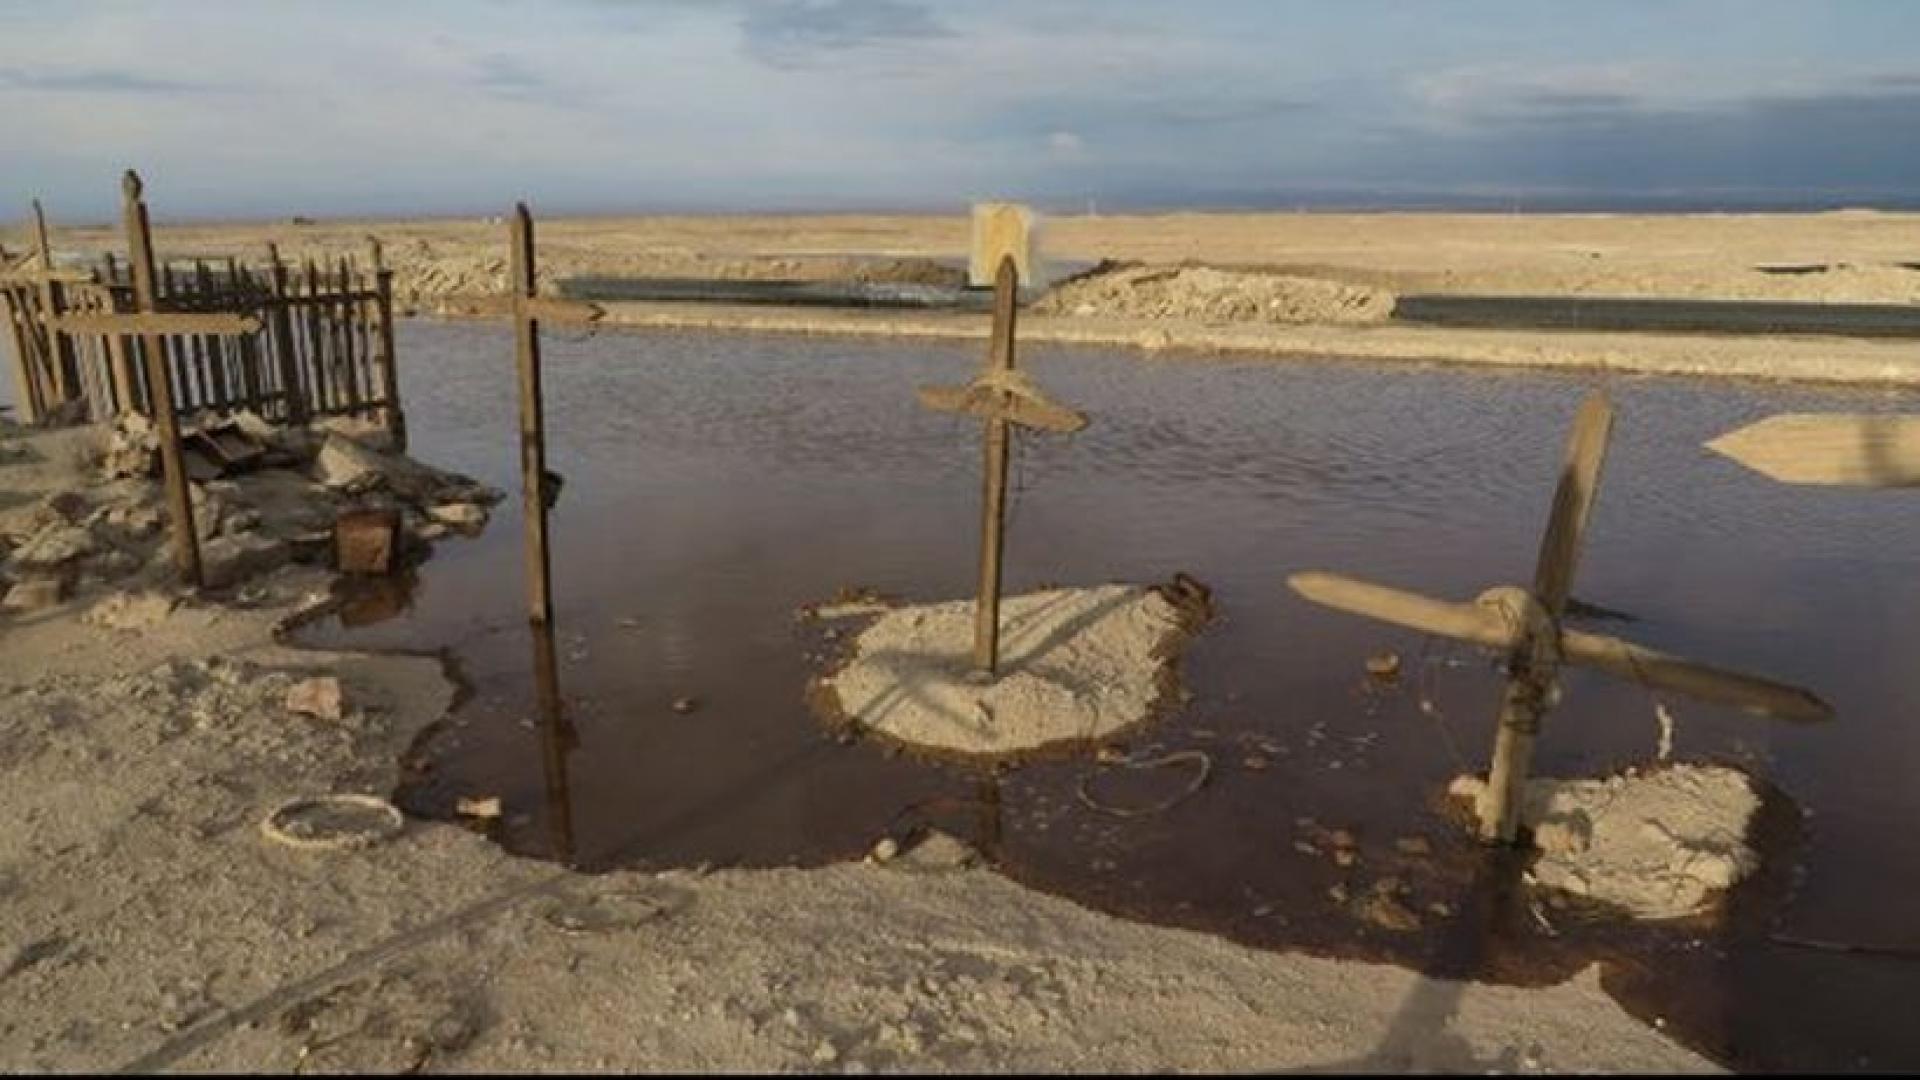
1287 570 1832 723
266 248 305 423
516 297 605 324
121 170 202 586
50 312 262 336
969 203 1033 287
512 203 555 627
1 286 42 423
31 200 78 407
1706 413 1920 487
195 261 230 410
1560 629 1832 724
510 203 568 787
916 381 1088 434
335 257 362 414
1532 392 1614 618
972 257 1019 675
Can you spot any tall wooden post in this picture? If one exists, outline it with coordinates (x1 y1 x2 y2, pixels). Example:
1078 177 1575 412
121 171 202 587
2 283 42 424
1480 393 1613 842
510 202 566 805
369 238 406 450
973 257 1019 676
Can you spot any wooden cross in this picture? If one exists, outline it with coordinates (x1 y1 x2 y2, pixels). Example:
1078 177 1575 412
1707 413 1920 487
918 256 1088 678
1289 391 1832 844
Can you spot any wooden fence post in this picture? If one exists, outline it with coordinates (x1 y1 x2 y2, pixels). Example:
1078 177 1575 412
1 285 42 424
121 170 202 587
31 199 78 409
369 238 406 450
265 245 306 424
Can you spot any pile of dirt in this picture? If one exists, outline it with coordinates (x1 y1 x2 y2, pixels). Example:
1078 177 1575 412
1450 764 1761 920
819 583 1197 758
1034 261 1396 326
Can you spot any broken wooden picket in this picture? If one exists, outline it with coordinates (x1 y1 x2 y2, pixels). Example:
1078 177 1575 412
1707 412 1920 487
1290 391 1832 844
918 255 1087 678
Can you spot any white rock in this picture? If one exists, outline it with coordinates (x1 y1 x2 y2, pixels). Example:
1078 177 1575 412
84 590 177 631
427 502 488 529
285 676 346 721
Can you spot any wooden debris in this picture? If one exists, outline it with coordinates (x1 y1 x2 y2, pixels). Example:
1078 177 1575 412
1707 413 1920 487
334 507 402 575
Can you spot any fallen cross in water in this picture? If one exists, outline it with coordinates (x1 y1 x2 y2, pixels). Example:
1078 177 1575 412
1707 412 1920 487
1289 391 1832 844
918 255 1087 678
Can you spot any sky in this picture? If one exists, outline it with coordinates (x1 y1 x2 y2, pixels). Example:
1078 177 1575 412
3 0 1919 220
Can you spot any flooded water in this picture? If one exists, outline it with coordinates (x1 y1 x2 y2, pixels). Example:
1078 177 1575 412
296 319 1920 1070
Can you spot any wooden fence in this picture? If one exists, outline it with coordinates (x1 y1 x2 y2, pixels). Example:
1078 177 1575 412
1 209 403 445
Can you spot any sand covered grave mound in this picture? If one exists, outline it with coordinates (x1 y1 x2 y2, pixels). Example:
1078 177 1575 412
819 580 1209 759
1034 261 1396 326
1451 764 1762 920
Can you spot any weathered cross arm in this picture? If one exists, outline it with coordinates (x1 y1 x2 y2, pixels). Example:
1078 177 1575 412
1708 413 1920 487
916 378 1087 434
51 311 262 336
1287 570 1832 723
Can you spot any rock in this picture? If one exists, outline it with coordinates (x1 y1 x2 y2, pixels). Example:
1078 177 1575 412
671 696 699 715
427 502 488 529
869 837 901 864
201 533 290 590
1352 880 1423 932
2 576 69 613
285 676 346 721
1365 651 1401 680
335 508 402 575
11 524 97 569
314 434 389 491
31 491 89 529
897 829 980 872
84 590 178 631
455 796 503 820
1533 812 1593 856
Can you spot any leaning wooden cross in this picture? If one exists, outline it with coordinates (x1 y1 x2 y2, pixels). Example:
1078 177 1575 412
1289 392 1832 844
1707 413 1920 487
918 256 1087 678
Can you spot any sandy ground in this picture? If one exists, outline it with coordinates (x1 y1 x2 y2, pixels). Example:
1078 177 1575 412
0 417 1721 1073
8 209 1919 385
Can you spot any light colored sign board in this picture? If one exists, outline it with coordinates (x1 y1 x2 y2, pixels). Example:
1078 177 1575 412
1707 413 1920 487
970 202 1034 287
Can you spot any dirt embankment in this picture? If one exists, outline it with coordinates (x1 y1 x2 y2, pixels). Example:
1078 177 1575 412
1034 261 1396 325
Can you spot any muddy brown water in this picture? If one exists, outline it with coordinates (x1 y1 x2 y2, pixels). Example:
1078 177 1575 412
292 320 1920 1071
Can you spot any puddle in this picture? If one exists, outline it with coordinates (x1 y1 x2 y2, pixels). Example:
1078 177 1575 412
295 319 1920 1070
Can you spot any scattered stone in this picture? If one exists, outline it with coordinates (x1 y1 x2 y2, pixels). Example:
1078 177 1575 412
2 576 69 613
1351 879 1422 932
314 433 394 491
896 829 981 872
868 837 901 864
1365 651 1401 680
456 796 503 820
1394 836 1433 857
671 696 699 715
286 676 346 721
84 590 177 631
10 524 97 569
427 502 488 529
1332 848 1358 869
201 533 291 590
